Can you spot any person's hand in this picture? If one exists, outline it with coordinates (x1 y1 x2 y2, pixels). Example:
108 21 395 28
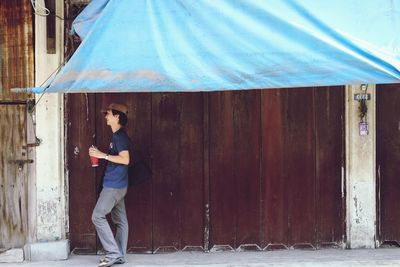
89 146 106 159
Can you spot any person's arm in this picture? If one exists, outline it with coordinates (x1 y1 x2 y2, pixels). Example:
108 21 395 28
89 147 130 165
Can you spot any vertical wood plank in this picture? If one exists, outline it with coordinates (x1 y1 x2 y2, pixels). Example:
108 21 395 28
0 105 27 249
286 88 316 246
152 93 182 251
233 90 261 247
67 93 97 254
125 93 153 253
261 89 288 247
179 92 204 249
377 84 400 243
209 91 236 249
314 86 345 245
203 93 210 251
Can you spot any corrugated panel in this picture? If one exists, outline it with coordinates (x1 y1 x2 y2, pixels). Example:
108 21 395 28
0 0 33 101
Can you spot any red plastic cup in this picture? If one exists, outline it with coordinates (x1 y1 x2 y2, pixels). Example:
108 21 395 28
90 156 99 167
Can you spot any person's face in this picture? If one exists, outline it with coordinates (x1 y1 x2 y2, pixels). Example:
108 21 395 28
104 110 119 126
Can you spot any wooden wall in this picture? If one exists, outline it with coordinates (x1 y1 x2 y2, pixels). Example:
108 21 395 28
67 86 345 253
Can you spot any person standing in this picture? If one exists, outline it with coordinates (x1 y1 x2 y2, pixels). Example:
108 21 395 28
89 103 130 267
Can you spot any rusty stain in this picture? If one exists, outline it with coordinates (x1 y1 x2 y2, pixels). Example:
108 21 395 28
0 0 34 101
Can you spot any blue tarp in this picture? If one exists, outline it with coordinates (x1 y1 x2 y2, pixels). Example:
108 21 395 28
34 0 400 93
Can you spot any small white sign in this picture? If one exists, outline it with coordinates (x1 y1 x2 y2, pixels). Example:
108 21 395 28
354 93 371 100
359 122 369 136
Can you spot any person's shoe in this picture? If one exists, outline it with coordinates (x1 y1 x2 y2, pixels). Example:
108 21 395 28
98 257 119 267
115 257 126 264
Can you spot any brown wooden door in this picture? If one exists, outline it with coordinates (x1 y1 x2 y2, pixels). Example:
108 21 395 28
0 0 33 250
209 87 345 249
67 87 345 253
377 83 400 246
67 94 97 254
0 104 29 249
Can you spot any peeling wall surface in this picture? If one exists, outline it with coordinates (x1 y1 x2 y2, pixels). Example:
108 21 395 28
34 93 65 241
346 85 376 248
34 0 66 241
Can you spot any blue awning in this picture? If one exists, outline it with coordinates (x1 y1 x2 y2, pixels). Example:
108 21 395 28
33 0 400 93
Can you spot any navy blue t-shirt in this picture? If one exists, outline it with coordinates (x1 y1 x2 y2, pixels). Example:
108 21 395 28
103 128 130 188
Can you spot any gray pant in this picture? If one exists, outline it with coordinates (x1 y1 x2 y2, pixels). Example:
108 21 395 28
92 187 128 259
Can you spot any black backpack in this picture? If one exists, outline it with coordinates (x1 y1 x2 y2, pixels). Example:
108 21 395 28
128 156 151 186
97 143 151 195
128 141 151 187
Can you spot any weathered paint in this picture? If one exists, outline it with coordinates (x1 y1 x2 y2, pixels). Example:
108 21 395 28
0 0 34 250
33 0 66 246
0 105 28 249
345 84 376 248
376 83 400 245
0 0 33 101
26 111 37 245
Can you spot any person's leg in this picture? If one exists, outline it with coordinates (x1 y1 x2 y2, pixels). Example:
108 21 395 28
111 189 128 258
92 188 121 259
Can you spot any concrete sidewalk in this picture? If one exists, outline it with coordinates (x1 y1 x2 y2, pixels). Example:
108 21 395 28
2 248 400 267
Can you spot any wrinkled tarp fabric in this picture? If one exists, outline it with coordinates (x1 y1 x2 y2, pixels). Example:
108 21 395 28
35 0 400 93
